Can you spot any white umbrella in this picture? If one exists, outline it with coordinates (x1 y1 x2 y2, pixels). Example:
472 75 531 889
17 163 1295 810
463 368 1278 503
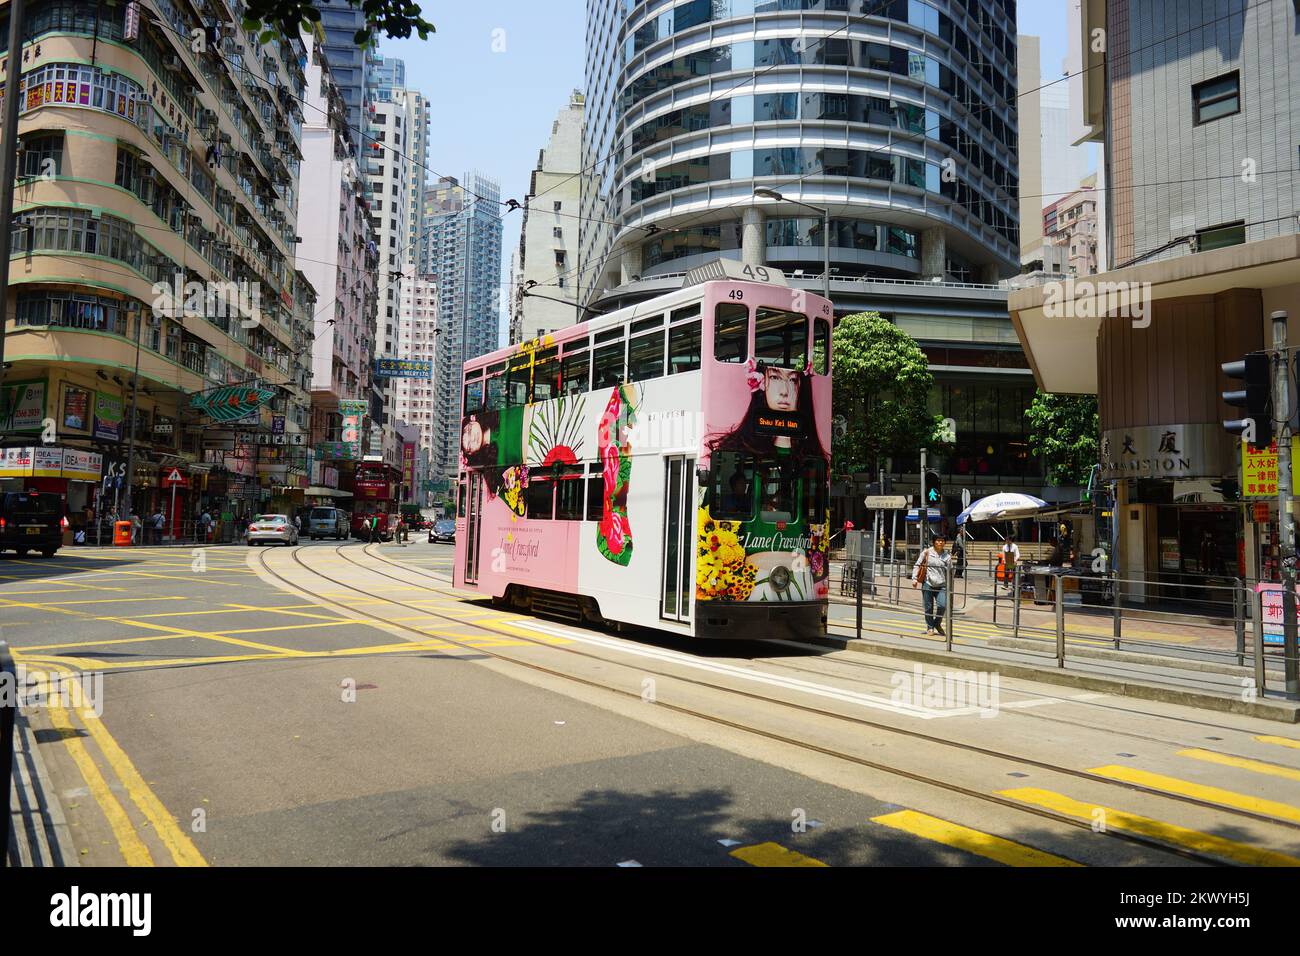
955 492 1048 525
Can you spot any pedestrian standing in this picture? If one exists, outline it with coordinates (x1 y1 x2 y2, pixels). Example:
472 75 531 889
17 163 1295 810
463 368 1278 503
129 510 142 545
152 508 166 545
293 513 302 535
1001 537 1021 590
911 534 953 636
200 509 213 542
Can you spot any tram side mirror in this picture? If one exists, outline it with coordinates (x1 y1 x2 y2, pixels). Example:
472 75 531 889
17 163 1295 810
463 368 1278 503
695 465 711 487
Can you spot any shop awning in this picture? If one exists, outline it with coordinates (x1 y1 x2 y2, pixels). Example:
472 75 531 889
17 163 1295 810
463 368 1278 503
303 486 350 498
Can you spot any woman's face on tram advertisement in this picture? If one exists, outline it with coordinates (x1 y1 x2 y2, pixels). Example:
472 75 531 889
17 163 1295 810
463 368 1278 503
462 418 484 456
763 367 800 413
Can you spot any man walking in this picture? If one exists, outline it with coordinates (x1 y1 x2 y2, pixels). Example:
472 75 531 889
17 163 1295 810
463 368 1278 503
912 534 953 636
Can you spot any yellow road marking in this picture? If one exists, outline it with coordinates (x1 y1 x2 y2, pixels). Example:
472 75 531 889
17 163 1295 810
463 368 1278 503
109 618 308 656
1178 748 1300 783
222 603 351 622
45 691 155 866
19 633 208 652
1000 787 1300 866
9 596 188 607
729 842 828 867
871 810 1081 867
1088 764 1300 824
48 665 208 867
1256 735 1300 750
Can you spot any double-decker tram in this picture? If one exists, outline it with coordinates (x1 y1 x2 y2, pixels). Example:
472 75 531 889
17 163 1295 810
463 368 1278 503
351 457 402 540
453 262 832 639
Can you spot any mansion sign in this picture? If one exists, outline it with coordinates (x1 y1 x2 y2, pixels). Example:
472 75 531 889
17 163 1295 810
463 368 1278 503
1099 424 1228 480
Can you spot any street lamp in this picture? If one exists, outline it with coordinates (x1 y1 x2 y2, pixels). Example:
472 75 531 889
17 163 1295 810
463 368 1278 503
754 188 830 301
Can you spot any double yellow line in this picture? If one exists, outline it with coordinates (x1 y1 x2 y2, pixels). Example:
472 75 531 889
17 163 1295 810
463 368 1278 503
30 666 207 867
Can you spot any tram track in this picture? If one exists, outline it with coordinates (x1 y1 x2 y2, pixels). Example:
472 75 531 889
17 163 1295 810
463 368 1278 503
246 542 1300 865
363 544 1300 758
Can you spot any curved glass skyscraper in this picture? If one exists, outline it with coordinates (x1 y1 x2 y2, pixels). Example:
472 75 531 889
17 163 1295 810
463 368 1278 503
581 0 1020 308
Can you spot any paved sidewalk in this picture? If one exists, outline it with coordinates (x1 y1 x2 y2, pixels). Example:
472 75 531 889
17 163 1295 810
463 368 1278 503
7 711 78 867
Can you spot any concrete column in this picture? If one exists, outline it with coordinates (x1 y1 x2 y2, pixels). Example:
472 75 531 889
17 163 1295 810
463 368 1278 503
920 226 946 280
742 208 766 267
977 262 1002 285
619 243 643 285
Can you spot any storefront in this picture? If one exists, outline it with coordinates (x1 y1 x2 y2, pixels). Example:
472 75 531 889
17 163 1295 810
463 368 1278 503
0 445 104 532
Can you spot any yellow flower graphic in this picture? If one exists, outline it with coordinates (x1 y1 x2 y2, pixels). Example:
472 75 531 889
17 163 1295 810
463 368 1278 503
695 506 756 602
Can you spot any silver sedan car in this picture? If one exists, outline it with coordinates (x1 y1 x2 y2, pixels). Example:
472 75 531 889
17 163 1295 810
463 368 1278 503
247 514 299 546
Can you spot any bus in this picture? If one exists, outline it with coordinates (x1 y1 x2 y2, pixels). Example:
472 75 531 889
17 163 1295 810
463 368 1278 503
350 458 401 540
452 264 832 640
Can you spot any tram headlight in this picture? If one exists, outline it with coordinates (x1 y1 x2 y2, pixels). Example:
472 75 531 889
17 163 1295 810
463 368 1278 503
770 565 791 593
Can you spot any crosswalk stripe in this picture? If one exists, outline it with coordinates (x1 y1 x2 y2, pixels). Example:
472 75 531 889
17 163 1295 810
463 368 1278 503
999 787 1300 867
729 842 828 867
1256 735 1300 751
871 810 1081 867
1088 764 1300 824
1177 748 1300 783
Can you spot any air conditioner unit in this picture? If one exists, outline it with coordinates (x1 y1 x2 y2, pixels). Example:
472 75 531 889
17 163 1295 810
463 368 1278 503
163 55 183 72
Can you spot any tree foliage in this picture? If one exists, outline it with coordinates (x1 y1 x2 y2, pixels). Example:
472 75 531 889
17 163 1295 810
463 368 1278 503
241 0 436 48
831 311 939 475
1024 390 1099 486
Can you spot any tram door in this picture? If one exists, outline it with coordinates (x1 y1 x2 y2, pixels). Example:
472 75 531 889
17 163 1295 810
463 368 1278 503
661 456 695 624
464 472 484 585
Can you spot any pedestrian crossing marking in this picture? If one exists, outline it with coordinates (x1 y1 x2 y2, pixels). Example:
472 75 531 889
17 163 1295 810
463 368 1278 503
999 787 1300 867
729 842 828 867
1088 764 1300 824
871 810 1081 867
1177 748 1300 783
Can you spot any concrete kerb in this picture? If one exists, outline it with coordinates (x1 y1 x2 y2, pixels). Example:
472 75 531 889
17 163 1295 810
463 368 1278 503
817 627 1300 724
7 711 79 867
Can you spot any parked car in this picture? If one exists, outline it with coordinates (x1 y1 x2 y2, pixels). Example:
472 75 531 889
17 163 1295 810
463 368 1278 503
429 518 456 544
247 514 299 546
305 506 348 541
0 492 65 557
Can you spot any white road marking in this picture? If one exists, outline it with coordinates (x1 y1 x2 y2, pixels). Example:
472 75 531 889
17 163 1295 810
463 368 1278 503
511 619 1032 720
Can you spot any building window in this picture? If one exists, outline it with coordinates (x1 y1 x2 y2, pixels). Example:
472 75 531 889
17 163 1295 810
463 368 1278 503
1192 72 1240 125
1196 220 1246 252
20 132 64 179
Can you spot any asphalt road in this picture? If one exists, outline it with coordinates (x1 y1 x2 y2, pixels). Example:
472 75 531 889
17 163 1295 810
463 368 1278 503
5 540 1300 867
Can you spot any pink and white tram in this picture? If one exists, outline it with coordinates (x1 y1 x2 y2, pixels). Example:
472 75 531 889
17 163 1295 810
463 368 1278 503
452 265 832 640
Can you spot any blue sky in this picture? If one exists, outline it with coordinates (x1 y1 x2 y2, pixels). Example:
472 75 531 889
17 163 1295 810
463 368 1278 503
378 0 1076 341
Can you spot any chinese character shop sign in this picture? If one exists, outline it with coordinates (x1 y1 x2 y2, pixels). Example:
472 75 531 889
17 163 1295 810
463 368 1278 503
1240 438 1300 498
190 386 276 423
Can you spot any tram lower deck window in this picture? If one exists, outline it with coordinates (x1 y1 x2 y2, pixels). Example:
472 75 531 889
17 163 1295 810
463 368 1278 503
526 477 554 519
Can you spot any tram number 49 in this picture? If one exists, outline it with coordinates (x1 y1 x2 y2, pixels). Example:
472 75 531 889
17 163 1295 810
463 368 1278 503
741 265 774 283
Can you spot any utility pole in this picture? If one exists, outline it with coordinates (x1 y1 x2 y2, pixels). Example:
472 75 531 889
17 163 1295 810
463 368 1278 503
0 0 27 391
1273 310 1299 698
919 446 928 548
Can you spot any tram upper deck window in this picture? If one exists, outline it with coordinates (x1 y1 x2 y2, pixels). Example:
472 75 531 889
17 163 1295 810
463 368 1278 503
561 348 589 395
532 346 559 402
485 374 506 411
592 335 625 390
754 308 808 370
813 317 831 375
463 379 484 415
669 318 701 374
711 452 755 521
628 329 665 382
714 303 748 363
506 357 530 407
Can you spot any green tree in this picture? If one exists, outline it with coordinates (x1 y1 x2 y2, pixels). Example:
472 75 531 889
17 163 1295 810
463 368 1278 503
831 311 940 474
1024 390 1099 485
241 0 436 48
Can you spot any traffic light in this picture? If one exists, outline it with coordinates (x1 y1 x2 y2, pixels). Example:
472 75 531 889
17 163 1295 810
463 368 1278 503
923 470 942 508
1222 353 1272 449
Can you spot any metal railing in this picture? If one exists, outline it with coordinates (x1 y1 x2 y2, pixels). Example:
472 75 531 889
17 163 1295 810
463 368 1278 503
1 640 14 867
837 557 1300 701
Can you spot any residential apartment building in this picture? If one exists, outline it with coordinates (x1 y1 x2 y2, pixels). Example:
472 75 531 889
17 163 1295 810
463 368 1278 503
0 0 313 530
419 173 503 477
299 29 379 484
1042 177 1098 277
393 276 439 471
510 90 586 345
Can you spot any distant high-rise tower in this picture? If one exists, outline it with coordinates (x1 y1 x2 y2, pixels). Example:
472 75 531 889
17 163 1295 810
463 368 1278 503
420 174 504 477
